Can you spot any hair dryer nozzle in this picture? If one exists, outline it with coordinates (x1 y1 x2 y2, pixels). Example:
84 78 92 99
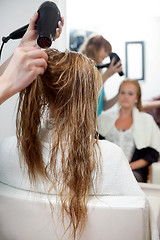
37 36 52 48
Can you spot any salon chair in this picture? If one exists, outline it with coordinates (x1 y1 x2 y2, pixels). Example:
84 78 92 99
139 182 160 233
0 181 148 240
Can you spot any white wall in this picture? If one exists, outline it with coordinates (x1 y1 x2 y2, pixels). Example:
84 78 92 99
103 16 160 101
0 0 67 141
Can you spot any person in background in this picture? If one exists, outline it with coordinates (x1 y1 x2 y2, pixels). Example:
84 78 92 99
98 79 160 183
143 95 160 128
79 34 122 116
0 12 64 105
1 51 158 239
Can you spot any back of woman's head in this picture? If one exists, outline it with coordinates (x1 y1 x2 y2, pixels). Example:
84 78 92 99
16 49 102 239
41 49 101 118
118 79 142 111
79 34 112 63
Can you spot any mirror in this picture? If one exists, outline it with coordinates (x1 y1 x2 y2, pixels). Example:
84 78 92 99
125 41 145 81
67 0 160 100
67 0 160 185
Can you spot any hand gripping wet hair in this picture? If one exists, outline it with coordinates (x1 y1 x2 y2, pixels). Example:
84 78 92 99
16 49 102 239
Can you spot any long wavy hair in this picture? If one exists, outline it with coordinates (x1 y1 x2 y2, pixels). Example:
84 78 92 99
16 49 102 239
79 34 112 63
118 79 143 111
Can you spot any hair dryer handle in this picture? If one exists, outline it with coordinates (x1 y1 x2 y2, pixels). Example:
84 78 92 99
96 63 110 69
2 24 29 43
9 24 29 39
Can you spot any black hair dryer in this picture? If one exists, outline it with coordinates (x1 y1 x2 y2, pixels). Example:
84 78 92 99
96 52 124 76
2 1 61 49
36 1 61 48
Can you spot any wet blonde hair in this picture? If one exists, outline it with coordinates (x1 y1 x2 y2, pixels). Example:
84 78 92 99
118 79 142 111
16 49 102 239
79 34 112 63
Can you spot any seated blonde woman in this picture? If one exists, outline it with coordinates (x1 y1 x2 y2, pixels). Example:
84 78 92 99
0 52 158 239
98 79 160 183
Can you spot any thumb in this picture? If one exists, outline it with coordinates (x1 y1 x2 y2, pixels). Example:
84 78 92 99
27 12 38 31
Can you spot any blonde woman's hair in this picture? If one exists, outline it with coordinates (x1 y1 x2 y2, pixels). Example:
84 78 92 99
16 49 102 239
79 34 112 63
118 79 143 111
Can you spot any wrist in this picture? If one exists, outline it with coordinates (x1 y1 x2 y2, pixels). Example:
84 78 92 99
0 73 14 104
130 162 136 170
102 70 113 82
0 75 8 104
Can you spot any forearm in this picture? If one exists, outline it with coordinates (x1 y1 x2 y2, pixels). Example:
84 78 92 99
142 100 160 111
0 56 12 76
102 59 122 84
130 159 149 170
0 74 13 104
103 94 118 111
102 70 113 83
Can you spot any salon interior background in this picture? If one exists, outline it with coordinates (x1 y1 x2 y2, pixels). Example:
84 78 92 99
0 0 160 141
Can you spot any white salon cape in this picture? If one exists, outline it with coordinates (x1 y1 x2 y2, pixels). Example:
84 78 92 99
98 107 160 153
0 133 159 239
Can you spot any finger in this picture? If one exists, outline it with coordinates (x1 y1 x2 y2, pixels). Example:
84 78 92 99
32 50 48 62
36 67 46 76
57 17 64 33
115 60 122 68
35 67 46 76
58 21 62 36
23 48 48 61
27 66 46 84
117 67 122 73
115 60 121 66
53 17 64 41
117 65 122 70
114 63 122 71
28 12 38 31
61 17 64 27
53 28 60 41
22 38 38 48
29 58 48 71
110 58 116 66
58 21 63 35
